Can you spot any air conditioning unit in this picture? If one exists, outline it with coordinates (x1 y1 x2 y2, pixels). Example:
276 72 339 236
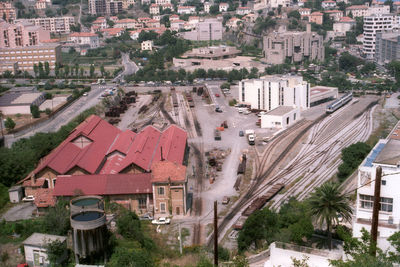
388 216 393 225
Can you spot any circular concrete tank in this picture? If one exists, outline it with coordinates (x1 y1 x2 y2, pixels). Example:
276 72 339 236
70 195 104 215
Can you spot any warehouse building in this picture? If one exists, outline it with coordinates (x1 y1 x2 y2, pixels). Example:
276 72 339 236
260 106 301 129
0 86 44 115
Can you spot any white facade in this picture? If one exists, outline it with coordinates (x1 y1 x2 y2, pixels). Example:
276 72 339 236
204 2 211 13
265 0 290 8
322 0 336 9
333 18 356 36
353 138 400 251
141 40 153 50
219 3 228 12
260 106 300 129
177 6 196 14
150 4 160 14
69 33 100 49
15 17 75 34
238 75 310 111
155 0 170 4
363 14 395 59
8 185 22 203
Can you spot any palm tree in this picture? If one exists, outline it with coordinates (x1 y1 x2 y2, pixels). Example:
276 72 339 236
308 182 353 250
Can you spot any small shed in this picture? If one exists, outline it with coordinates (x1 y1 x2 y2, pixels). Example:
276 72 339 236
23 233 67 267
8 185 23 203
261 106 301 129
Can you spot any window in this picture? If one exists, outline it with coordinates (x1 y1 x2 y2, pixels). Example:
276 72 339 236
360 194 373 209
381 197 393 212
382 180 386 185
139 198 146 209
360 194 393 212
160 202 166 213
158 186 165 196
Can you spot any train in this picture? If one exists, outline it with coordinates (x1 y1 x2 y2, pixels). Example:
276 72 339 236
326 92 353 114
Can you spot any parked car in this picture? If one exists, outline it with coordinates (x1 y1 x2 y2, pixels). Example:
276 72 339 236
258 111 267 117
139 214 154 221
22 196 35 202
215 107 223 113
215 93 220 97
83 92 88 96
222 196 230 205
151 217 171 225
239 130 244 137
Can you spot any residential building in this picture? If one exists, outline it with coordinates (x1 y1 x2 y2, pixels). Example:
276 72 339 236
260 106 301 129
0 87 45 115
146 19 160 28
183 45 240 59
374 30 400 65
161 3 173 11
0 20 50 48
298 0 306 7
299 8 311 19
309 12 323 24
21 115 188 206
0 2 16 22
170 14 179 21
0 43 60 71
265 0 290 8
155 0 171 4
219 3 228 12
263 25 325 64
333 16 356 36
353 136 400 251
141 40 153 50
177 5 196 14
368 4 391 16
238 75 310 111
15 17 75 34
227 17 242 29
346 5 369 17
101 27 124 38
23 233 67 267
236 6 251 15
170 19 185 31
35 0 48 10
180 18 223 41
114 18 140 29
244 12 257 22
91 17 108 31
363 14 395 59
88 0 123 15
0 61 18 74
8 185 23 203
324 10 343 22
322 0 336 9
204 2 211 13
129 26 167 39
69 32 100 49
150 4 160 14
121 0 135 9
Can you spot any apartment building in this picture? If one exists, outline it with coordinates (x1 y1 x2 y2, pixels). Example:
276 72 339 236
265 0 290 8
35 0 48 10
155 0 171 4
374 31 400 65
0 43 61 71
363 14 395 59
15 17 75 34
0 21 50 48
346 4 390 17
353 136 400 251
219 3 228 12
141 40 153 50
324 10 343 22
0 2 16 22
204 2 211 13
88 0 123 15
333 16 356 37
238 75 310 111
309 12 323 24
69 32 100 49
180 19 223 41
150 4 160 14
263 26 325 64
322 0 336 9
177 6 196 14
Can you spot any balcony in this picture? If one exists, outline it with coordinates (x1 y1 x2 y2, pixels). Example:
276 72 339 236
356 218 398 229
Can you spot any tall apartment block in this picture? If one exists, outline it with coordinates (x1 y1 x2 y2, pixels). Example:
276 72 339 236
263 25 324 64
15 17 75 34
0 2 16 22
181 19 223 41
0 20 50 48
89 0 123 15
363 14 395 59
374 31 400 65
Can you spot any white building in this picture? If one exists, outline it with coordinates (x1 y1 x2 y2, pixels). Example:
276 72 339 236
333 16 356 36
261 106 301 129
150 4 160 14
265 0 290 8
177 5 196 14
363 14 395 59
353 137 400 251
236 6 251 15
15 17 75 34
322 0 336 9
219 3 228 12
23 233 67 267
155 0 170 4
204 2 211 13
141 40 153 50
238 75 310 111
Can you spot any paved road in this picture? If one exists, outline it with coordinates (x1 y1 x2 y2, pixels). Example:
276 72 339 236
1 202 35 222
4 84 115 147
113 53 139 83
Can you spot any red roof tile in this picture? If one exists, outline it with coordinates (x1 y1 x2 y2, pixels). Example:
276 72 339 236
70 32 98 37
151 161 186 183
53 173 152 196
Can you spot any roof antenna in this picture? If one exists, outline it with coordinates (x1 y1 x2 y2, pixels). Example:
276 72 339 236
161 146 164 161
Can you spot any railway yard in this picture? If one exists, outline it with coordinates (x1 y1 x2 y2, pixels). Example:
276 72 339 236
109 82 382 249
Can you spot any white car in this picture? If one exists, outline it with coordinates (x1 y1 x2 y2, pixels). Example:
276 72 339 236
258 111 267 117
22 196 35 202
151 217 171 225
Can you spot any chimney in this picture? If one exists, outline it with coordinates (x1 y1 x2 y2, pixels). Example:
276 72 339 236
306 24 311 33
161 146 164 161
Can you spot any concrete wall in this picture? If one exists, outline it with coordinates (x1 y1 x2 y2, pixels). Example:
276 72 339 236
261 108 300 129
24 245 50 267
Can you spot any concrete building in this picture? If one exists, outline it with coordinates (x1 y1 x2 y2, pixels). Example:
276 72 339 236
0 61 18 74
23 233 67 267
299 8 311 19
88 0 123 15
150 4 160 14
8 185 23 203
375 31 400 65
180 18 222 41
114 18 140 29
15 17 75 34
346 5 368 17
265 0 290 8
353 136 400 251
204 2 211 13
324 10 343 22
219 3 228 12
69 32 100 49
263 26 324 64
322 0 336 9
0 43 60 71
0 2 16 22
236 7 251 15
183 45 240 59
363 14 395 59
309 12 323 24
260 106 301 129
333 16 356 36
238 75 310 111
155 0 171 4
0 20 50 48
35 0 48 10
141 40 153 50
310 86 338 106
177 5 196 14
0 87 45 115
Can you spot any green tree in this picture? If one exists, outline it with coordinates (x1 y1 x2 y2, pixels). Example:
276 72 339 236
45 239 67 267
308 182 353 250
54 63 59 78
288 10 301 20
38 62 45 78
30 105 40 118
4 117 15 130
64 65 70 77
90 64 95 78
107 247 154 267
100 64 105 77
44 62 50 77
33 64 38 78
43 200 70 235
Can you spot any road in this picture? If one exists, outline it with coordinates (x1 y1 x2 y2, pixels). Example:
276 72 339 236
113 53 139 83
4 84 114 147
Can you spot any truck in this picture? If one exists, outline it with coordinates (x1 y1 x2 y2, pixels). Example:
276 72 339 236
245 129 255 145
214 129 221 140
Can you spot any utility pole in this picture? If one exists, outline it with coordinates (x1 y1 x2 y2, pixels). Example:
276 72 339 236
214 200 218 266
370 166 382 256
178 222 182 255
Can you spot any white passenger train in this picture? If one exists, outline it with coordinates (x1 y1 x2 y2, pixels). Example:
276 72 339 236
326 93 353 114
